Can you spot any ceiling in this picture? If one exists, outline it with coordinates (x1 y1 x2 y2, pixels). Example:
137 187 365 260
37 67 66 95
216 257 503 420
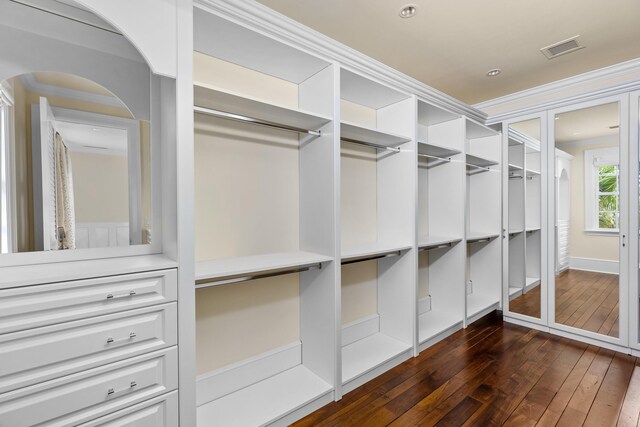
555 102 619 144
33 71 114 96
257 0 640 105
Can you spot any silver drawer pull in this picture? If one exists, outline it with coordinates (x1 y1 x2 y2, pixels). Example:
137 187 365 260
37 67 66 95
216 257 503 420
106 332 137 344
107 381 137 396
106 290 137 300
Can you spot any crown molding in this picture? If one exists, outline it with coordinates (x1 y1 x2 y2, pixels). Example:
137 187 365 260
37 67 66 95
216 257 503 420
475 58 640 124
20 73 126 109
195 0 486 123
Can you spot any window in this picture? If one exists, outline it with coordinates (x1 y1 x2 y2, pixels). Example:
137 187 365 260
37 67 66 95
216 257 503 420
584 147 619 233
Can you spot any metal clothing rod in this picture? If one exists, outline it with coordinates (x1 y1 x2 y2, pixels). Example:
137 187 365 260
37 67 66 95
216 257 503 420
342 138 401 153
509 175 523 180
195 263 323 289
466 163 491 171
418 153 452 163
194 106 322 137
468 237 492 244
419 242 452 252
341 251 402 265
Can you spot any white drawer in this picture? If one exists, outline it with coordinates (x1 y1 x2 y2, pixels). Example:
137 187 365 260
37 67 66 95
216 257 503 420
0 347 177 427
0 303 177 394
0 269 177 334
77 392 178 427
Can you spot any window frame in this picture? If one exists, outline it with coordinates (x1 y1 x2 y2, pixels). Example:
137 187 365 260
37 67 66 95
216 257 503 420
584 146 620 235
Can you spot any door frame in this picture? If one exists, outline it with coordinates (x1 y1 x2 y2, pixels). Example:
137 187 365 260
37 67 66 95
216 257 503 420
546 93 630 349
629 90 640 353
502 111 549 328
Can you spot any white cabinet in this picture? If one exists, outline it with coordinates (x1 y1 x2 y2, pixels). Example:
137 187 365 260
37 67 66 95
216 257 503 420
0 348 177 427
77 392 178 427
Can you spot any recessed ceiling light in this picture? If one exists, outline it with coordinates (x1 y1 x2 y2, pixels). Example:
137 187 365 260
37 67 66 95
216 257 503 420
486 68 501 77
399 4 417 18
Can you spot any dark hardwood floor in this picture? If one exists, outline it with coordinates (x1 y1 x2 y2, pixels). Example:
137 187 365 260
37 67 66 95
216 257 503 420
294 312 640 426
508 270 619 338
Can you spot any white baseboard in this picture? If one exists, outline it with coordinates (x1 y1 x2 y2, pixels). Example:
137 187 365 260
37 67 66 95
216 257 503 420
342 314 379 347
418 296 432 315
196 341 301 406
569 257 619 274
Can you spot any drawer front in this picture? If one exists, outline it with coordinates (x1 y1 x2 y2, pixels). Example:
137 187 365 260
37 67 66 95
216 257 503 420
0 269 177 334
0 303 177 394
76 392 178 427
0 347 177 427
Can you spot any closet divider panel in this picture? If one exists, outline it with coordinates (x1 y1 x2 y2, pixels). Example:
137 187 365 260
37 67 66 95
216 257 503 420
416 106 466 350
338 69 415 393
465 122 502 323
193 7 337 424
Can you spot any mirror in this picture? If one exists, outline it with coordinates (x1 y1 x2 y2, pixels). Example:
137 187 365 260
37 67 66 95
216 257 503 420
506 119 542 319
0 1 153 254
554 102 620 338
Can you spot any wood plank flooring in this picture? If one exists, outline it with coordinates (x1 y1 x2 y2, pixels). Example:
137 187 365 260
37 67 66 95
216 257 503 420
509 269 619 338
295 312 639 427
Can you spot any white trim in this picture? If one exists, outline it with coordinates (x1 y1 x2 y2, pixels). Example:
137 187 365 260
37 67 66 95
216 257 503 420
503 315 551 333
196 341 302 406
21 74 126 109
584 146 619 232
584 229 619 236
418 295 431 315
341 314 379 347
476 58 640 123
194 0 485 123
569 257 619 274
556 135 619 150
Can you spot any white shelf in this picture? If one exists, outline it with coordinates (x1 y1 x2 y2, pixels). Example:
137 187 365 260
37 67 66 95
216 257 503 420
194 84 332 132
342 333 411 384
525 277 541 292
466 118 499 140
196 251 333 285
467 293 500 318
526 227 541 233
418 235 462 250
418 309 463 344
508 229 524 236
509 286 523 300
508 164 524 172
466 154 499 169
341 242 411 263
466 232 500 243
526 169 541 176
417 141 461 159
341 122 411 147
197 365 332 427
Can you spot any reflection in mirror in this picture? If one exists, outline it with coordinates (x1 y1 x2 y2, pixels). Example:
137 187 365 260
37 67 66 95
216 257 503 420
0 1 153 254
554 102 620 337
507 119 542 319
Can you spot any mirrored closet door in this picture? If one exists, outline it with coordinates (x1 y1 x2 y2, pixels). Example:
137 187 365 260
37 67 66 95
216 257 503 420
504 117 544 321
550 97 629 343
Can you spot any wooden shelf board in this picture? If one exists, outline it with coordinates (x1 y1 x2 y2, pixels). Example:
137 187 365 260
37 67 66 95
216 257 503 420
467 293 500 318
418 309 463 344
417 141 461 159
196 251 333 285
341 242 411 263
196 365 332 427
341 122 411 147
194 84 332 132
418 235 462 250
342 333 412 384
466 153 499 168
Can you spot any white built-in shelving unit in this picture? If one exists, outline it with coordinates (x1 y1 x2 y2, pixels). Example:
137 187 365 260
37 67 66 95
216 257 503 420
193 7 337 426
416 102 466 350
466 120 503 322
339 69 416 394
506 129 542 302
191 3 503 424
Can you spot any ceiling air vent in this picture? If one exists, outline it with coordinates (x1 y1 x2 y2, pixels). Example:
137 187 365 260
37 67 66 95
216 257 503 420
541 36 584 59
